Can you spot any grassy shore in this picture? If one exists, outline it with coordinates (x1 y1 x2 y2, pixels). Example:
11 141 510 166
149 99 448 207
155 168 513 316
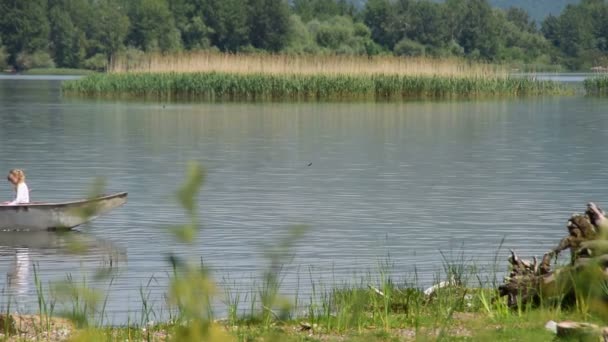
62 53 568 100
22 68 96 76
584 75 608 95
5 274 602 341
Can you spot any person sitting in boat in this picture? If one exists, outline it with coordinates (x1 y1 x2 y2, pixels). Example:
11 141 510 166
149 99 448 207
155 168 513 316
3 169 29 205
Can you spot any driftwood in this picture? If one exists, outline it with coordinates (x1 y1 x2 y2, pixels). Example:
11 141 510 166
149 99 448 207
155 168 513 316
499 203 608 308
546 320 608 341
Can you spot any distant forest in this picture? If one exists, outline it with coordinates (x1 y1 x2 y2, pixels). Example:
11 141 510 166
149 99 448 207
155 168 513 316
0 0 606 71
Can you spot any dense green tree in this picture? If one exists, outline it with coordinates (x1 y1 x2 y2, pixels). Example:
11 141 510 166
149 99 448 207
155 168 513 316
394 39 426 56
48 3 84 68
581 0 608 53
494 9 551 63
170 0 212 50
363 0 396 48
128 0 181 52
292 0 315 22
284 15 318 53
292 0 353 22
408 1 450 48
505 7 536 32
559 5 594 58
304 16 380 55
90 0 130 56
0 0 50 65
204 0 249 51
541 15 561 46
0 36 8 69
247 0 291 51
539 0 608 69
454 0 500 59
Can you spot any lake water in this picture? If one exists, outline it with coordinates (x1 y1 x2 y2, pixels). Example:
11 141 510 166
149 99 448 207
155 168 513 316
0 77 608 324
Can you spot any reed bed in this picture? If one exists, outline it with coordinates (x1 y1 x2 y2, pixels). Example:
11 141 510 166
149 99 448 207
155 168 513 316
584 76 608 96
109 52 507 78
65 52 567 100
63 71 566 100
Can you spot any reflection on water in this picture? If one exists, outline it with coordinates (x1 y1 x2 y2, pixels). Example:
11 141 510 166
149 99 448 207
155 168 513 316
2 79 608 323
0 231 126 313
8 248 29 301
511 72 595 83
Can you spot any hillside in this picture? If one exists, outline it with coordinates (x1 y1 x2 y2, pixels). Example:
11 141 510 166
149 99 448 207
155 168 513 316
488 0 579 22
349 0 580 23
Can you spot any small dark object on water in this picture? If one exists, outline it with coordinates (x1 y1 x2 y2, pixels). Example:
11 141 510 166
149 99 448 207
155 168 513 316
307 162 312 167
163 105 166 109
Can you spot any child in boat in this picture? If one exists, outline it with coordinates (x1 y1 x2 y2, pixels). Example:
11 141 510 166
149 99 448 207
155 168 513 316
3 169 29 205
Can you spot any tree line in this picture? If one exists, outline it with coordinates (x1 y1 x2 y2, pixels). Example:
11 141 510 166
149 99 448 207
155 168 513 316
0 0 607 72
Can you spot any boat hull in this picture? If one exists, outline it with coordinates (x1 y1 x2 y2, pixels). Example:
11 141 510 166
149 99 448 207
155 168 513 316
0 192 127 231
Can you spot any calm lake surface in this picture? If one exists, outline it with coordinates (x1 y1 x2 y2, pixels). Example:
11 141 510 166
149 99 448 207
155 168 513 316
0 77 608 324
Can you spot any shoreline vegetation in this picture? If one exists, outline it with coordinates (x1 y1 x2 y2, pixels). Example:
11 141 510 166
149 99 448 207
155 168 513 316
8 280 598 342
584 76 608 96
1 68 95 76
2 251 599 342
62 53 568 100
22 68 96 76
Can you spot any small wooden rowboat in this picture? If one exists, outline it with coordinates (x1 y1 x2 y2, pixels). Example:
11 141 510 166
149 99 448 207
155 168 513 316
0 192 127 231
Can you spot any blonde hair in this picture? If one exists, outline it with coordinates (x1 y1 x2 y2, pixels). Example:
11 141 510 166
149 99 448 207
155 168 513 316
7 169 26 186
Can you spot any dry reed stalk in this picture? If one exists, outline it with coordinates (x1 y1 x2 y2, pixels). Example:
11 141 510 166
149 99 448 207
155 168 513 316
109 52 507 78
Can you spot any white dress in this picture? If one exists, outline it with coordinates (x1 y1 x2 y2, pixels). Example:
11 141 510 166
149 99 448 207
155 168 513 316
8 182 29 205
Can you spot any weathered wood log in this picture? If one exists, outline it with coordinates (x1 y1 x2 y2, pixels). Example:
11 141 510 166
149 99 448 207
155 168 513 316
546 320 608 340
499 203 608 308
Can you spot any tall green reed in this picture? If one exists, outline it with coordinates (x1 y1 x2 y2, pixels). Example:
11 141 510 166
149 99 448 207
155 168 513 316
584 76 608 96
63 72 569 101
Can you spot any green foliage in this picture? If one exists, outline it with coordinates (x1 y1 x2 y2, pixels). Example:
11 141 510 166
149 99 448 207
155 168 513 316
247 0 291 52
89 0 131 57
0 0 50 66
48 4 84 68
314 19 351 50
394 39 426 57
0 38 8 70
204 0 250 52
170 0 213 50
305 16 380 55
363 0 395 49
171 162 205 243
15 51 55 70
541 0 608 70
128 0 181 52
83 54 108 72
505 7 536 33
584 76 608 96
455 0 500 60
62 71 568 101
292 0 355 22
284 15 319 54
